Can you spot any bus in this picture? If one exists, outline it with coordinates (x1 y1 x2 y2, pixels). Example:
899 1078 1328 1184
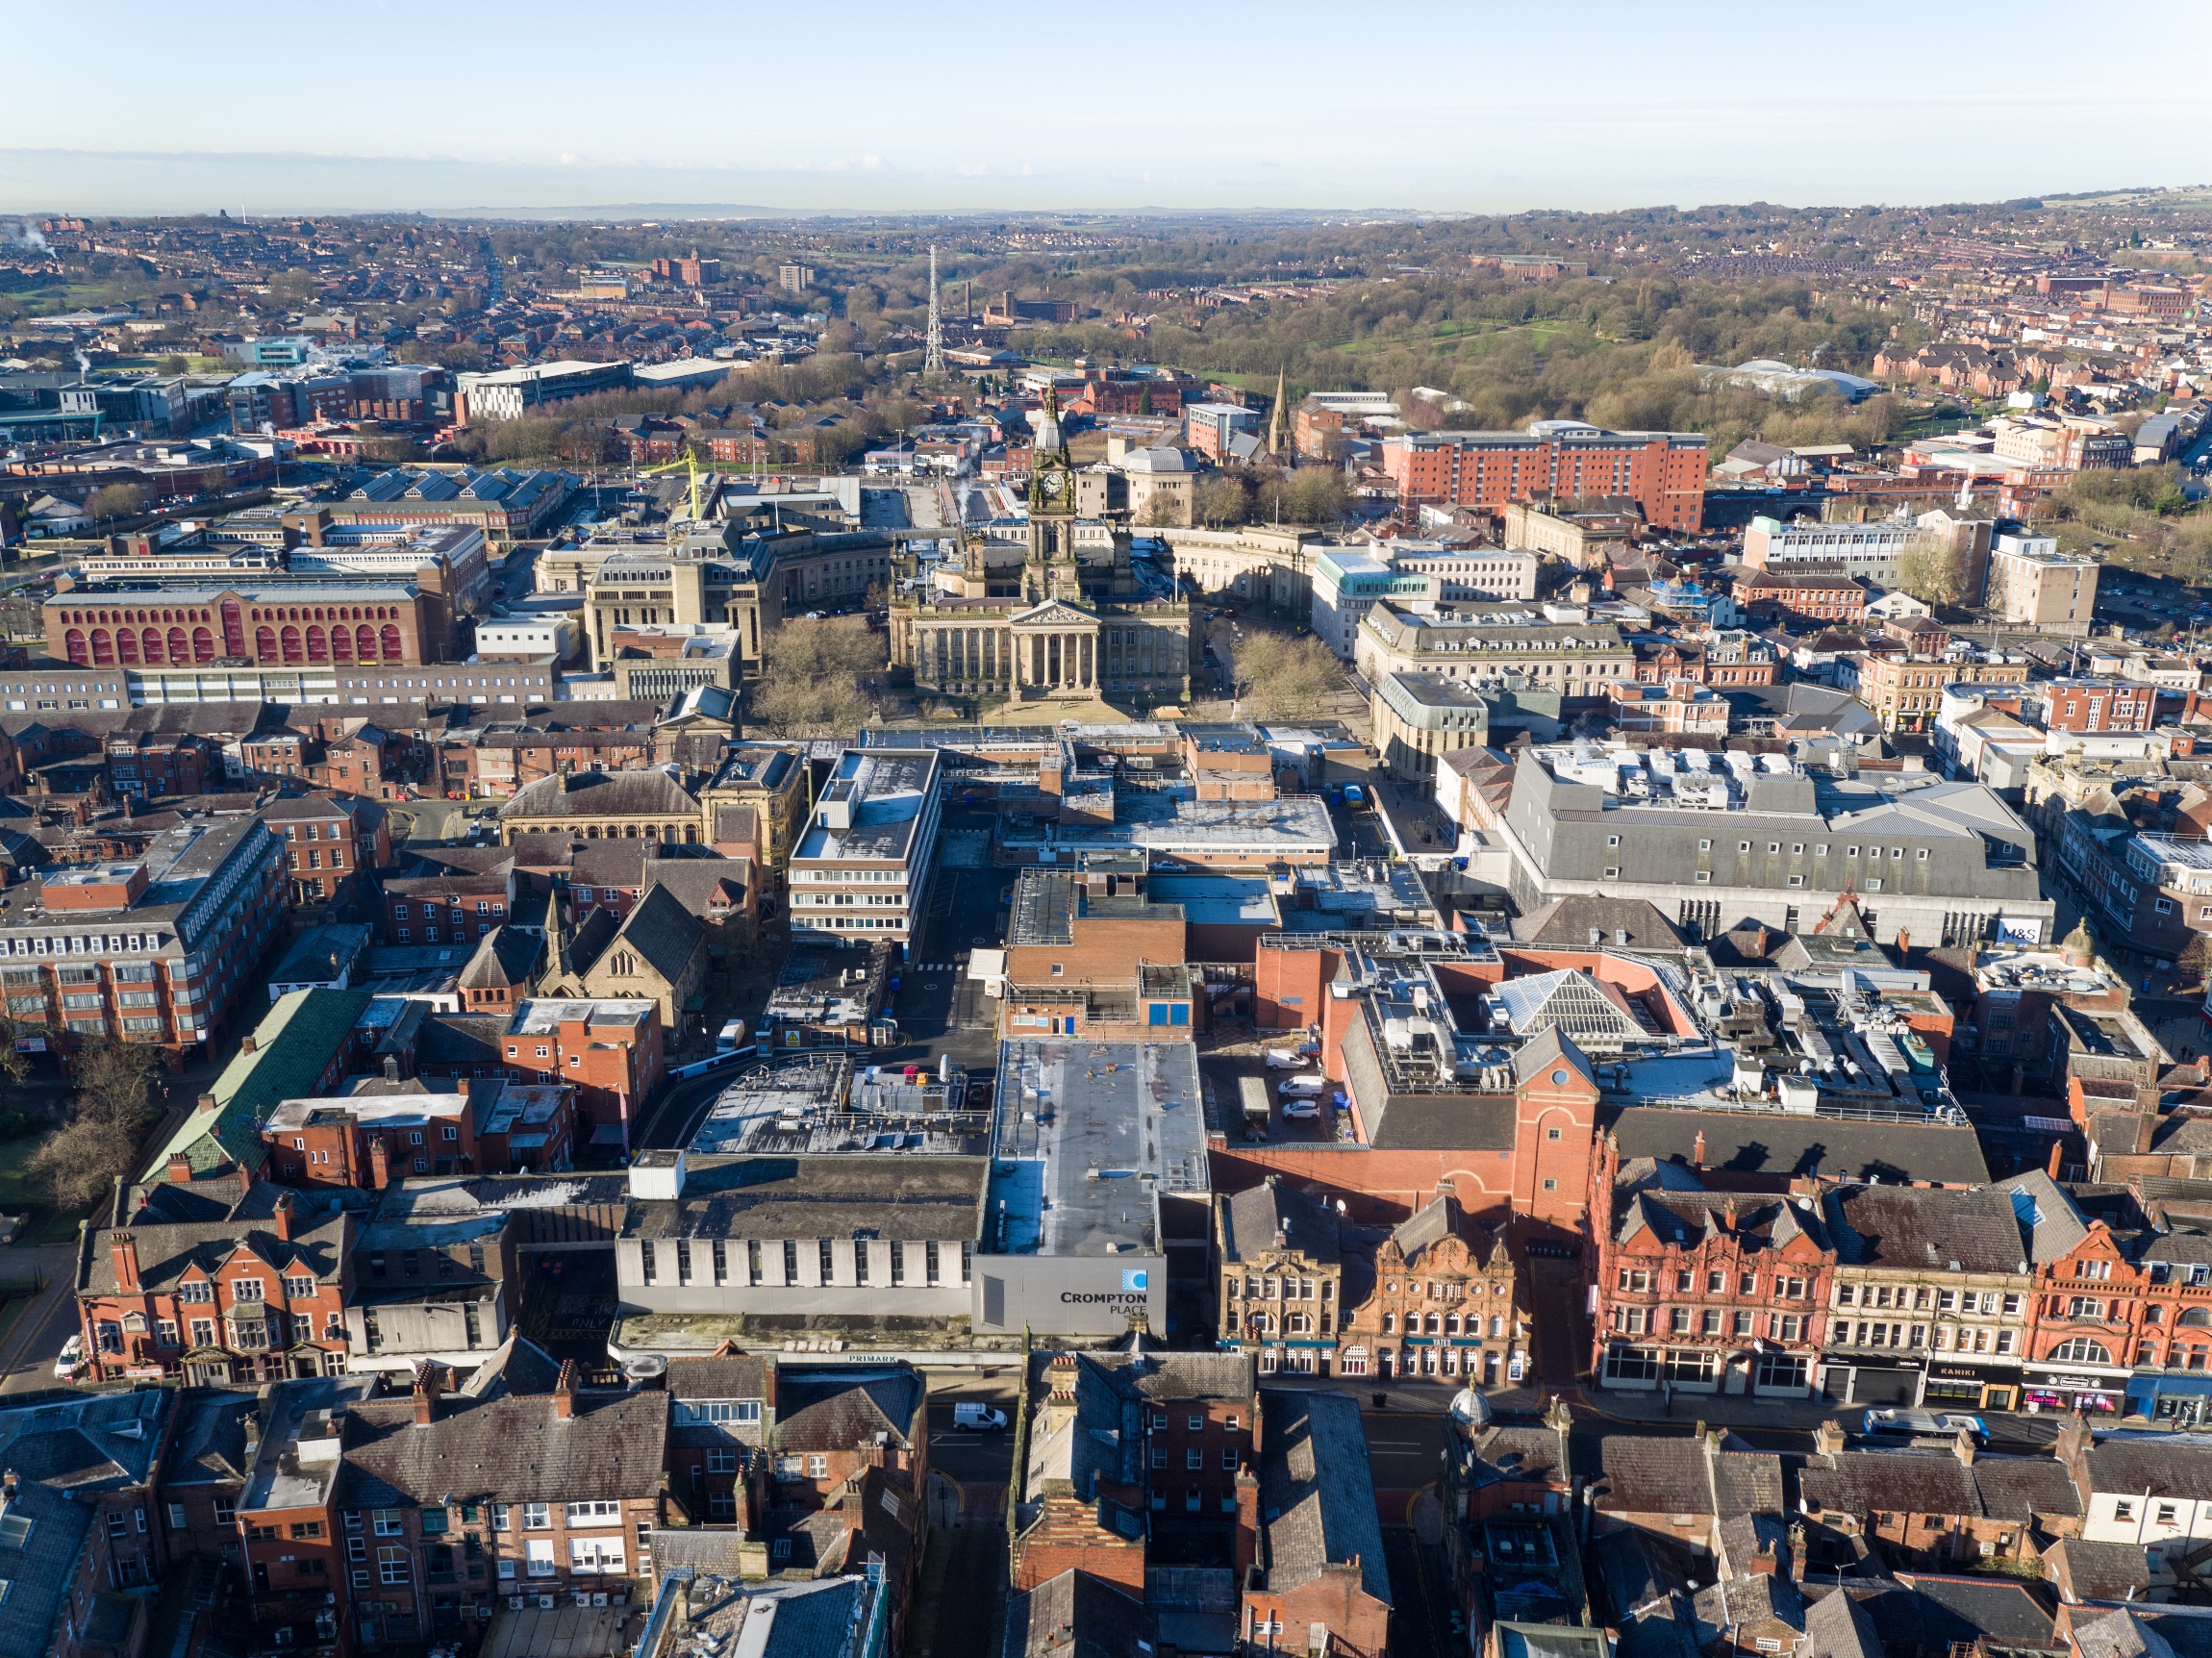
1860 1408 1987 1445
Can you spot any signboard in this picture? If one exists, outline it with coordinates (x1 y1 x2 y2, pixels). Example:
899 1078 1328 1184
13 1038 43 1053
1996 917 2045 945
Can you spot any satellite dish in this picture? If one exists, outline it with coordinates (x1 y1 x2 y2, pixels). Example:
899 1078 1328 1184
1448 1388 1493 1428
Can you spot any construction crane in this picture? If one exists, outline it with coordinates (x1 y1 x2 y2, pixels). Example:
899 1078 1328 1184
637 450 711 526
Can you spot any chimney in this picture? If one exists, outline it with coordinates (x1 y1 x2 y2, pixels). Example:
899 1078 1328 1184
1953 1427 1977 1467
2136 1109 2158 1157
1750 1536 1778 1577
273 1192 293 1244
109 1231 140 1293
2054 1411 2093 1467
196 1093 218 1118
1811 1419 1847 1457
1692 1130 1707 1170
1787 1521 1808 1583
1 1470 16 1504
554 1359 577 1419
369 1137 391 1190
2049 1140 2066 1179
413 1368 440 1426
1233 1469 1261 1580
166 1153 193 1184
239 1037 256 1055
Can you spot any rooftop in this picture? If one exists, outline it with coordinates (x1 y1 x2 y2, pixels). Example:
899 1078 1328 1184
793 749 939 865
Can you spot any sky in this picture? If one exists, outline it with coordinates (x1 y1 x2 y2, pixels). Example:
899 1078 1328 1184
3 0 2207 217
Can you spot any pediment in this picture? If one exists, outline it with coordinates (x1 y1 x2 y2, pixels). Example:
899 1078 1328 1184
1012 602 1098 629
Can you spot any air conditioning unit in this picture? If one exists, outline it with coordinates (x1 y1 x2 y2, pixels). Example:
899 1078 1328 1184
537 1595 556 1610
572 1592 591 1608
507 1595 525 1611
592 1593 608 1607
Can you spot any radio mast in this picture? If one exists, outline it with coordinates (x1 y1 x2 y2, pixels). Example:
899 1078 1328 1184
924 243 945 378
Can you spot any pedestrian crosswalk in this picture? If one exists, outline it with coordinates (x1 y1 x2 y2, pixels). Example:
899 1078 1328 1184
909 961 962 972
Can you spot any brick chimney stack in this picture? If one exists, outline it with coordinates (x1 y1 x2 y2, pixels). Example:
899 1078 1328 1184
166 1153 193 1184
369 1137 391 1191
1692 1129 1707 1169
273 1191 293 1243
1811 1419 1846 1457
109 1231 139 1293
414 1367 441 1426
554 1359 577 1419
1953 1427 1978 1467
1233 1469 1260 1580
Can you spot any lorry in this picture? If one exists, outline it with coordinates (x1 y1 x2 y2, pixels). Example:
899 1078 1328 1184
1238 1075 1272 1140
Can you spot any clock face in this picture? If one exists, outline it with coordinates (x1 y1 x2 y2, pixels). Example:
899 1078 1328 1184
1040 470 1066 499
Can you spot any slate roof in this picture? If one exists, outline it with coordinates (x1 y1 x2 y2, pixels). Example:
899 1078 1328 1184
143 988 370 1178
2075 1610 2181 1658
1595 1432 1783 1519
458 925 543 992
2047 1537 2155 1604
1221 1179 1344 1267
1823 1184 2029 1274
730 1577 870 1658
1693 1573 1803 1644
2084 1437 2212 1502
1803 1585 1883 1658
1894 1572 2056 1648
770 1368 922 1454
1517 894 1685 952
419 1013 508 1069
457 1334 564 1400
500 768 700 819
1256 1389 1389 1605
1000 1569 1154 1658
76 1204 347 1298
591 881 706 986
1605 1105 1992 1185
1998 1170 2092 1265
163 1389 257 1488
337 1388 668 1507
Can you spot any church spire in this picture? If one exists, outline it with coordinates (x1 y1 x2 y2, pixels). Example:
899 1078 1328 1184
542 879 567 980
1268 364 1288 459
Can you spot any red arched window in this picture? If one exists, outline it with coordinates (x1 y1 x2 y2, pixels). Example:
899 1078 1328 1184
191 627 214 664
64 630 88 666
331 627 352 662
255 626 277 661
356 624 377 660
280 627 303 664
90 630 114 666
116 630 139 665
138 628 163 665
222 602 247 657
380 623 403 660
306 626 328 662
166 627 188 663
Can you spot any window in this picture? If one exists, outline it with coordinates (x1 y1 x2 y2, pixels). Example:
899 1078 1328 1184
2117 1500 2137 1522
378 1546 410 1586
1187 1448 1204 1470
808 1455 827 1479
566 1501 621 1523
373 1510 406 1537
522 1503 550 1530
570 1537 626 1574
490 1505 510 1532
524 1540 556 1577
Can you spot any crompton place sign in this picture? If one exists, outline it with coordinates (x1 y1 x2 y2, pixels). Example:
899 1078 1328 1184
976 1259 1165 1334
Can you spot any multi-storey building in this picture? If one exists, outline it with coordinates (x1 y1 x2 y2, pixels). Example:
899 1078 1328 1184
237 1374 376 1658
1370 673 1496 788
47 577 449 670
2041 676 2158 735
787 747 943 946
1308 548 1428 660
1341 1194 1525 1388
1353 601 1633 693
1494 741 2054 950
699 744 811 884
1247 1389 1391 1658
381 868 513 946
1839 650 2033 735
1383 422 1709 533
261 1079 575 1188
497 768 705 846
1218 1177 1347 1377
1985 535 2099 635
499 998 663 1143
1817 1183 2034 1413
345 1189 518 1372
1587 1134 1835 1398
1731 568 1869 629
261 794 390 907
75 1170 351 1385
0 816 289 1065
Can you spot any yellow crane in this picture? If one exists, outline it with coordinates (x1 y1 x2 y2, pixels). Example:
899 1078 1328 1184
638 450 712 526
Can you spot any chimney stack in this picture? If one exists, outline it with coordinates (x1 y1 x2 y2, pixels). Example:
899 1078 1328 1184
239 1037 256 1055
1811 1419 1846 1457
554 1359 578 1419
1692 1129 1707 1170
196 1093 218 1118
413 1367 440 1426
369 1137 391 1190
1953 1427 1978 1467
166 1153 193 1184
273 1191 294 1243
2049 1140 2066 1179
109 1231 140 1293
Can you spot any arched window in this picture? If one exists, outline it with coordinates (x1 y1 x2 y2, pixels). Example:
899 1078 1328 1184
684 824 701 843
331 627 351 661
2180 1307 2212 1328
90 629 114 666
165 627 188 664
356 624 377 660
1426 1313 1442 1335
255 626 277 661
191 627 214 664
64 629 88 666
221 601 246 657
381 623 403 659
280 627 303 664
1445 1314 1461 1336
306 626 328 662
1381 1313 1395 1334
140 628 164 665
2049 1337 2111 1365
115 629 139 666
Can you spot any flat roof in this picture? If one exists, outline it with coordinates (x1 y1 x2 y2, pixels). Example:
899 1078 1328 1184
509 998 655 1036
265 1089 468 1132
985 1039 1207 1258
793 748 937 865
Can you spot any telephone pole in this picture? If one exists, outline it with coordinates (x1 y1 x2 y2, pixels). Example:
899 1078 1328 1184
924 243 945 379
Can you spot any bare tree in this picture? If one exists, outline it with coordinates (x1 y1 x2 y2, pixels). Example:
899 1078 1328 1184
27 1036 162 1214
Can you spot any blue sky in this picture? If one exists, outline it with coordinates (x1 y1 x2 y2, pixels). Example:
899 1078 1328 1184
2 0 2205 215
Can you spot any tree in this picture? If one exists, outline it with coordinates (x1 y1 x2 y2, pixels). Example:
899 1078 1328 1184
1283 467 1349 526
85 482 145 523
1894 543 1969 609
27 1036 162 1214
1193 476 1250 529
155 355 189 376
748 618 885 738
1232 633 1347 723
1140 491 1183 529
2180 930 2212 987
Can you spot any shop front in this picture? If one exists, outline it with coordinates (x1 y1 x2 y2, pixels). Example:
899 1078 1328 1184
2021 1363 2131 1417
1819 1357 1921 1407
1922 1362 2021 1412
2128 1369 2212 1426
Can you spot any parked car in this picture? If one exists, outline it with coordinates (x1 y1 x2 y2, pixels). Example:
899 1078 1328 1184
1280 1097 1321 1120
1264 1048 1302 1069
953 1402 1008 1431
54 1334 84 1379
1278 1073 1327 1098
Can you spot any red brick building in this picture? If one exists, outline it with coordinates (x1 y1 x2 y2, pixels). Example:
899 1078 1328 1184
47 581 443 669
1584 1131 1836 1399
500 997 664 1138
262 794 390 906
2041 676 2159 735
1382 427 1709 533
75 1171 352 1385
1244 1390 1391 1658
380 870 515 946
1733 569 1869 629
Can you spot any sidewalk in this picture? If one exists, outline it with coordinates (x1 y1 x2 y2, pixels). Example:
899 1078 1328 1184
0 1243 81 1395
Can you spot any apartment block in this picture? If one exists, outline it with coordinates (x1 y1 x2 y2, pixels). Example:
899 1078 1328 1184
1985 535 2100 635
1383 423 1709 533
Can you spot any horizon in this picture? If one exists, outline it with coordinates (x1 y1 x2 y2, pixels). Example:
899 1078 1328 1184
5 0 2206 216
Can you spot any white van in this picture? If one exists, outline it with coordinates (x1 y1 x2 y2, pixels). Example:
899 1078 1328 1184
1278 1073 1327 1099
953 1402 1008 1431
1264 1048 1301 1070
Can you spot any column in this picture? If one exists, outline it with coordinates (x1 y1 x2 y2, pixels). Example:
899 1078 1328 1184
1081 634 1093 688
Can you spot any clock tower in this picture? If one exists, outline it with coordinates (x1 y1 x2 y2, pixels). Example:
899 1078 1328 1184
1026 385 1076 567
